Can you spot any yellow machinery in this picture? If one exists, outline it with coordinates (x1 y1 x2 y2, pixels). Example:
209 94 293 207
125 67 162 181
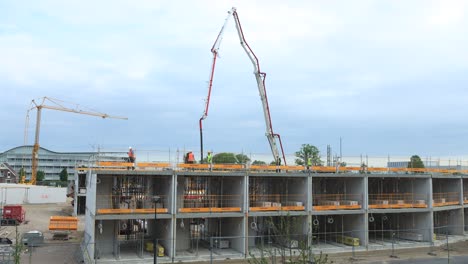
22 97 127 184
336 235 360 246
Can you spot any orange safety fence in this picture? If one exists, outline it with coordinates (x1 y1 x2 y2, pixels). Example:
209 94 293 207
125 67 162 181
179 194 242 213
433 192 460 207
83 161 468 174
49 216 78 231
368 193 428 208
312 193 362 211
249 194 306 211
96 194 169 214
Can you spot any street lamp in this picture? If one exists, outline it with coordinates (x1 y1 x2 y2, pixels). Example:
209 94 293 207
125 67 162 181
153 195 161 264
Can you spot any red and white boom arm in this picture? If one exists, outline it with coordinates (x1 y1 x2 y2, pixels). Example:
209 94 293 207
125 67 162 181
199 7 287 165
199 8 234 162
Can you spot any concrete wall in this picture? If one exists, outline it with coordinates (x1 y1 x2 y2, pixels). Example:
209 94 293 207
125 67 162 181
396 178 430 198
210 217 244 253
94 220 115 257
175 218 191 251
464 208 468 232
96 176 112 210
222 177 243 208
433 209 463 235
433 178 460 193
288 177 308 207
396 212 432 241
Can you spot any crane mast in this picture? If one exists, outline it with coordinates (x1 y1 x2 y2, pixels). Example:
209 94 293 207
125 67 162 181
24 97 128 185
199 7 286 165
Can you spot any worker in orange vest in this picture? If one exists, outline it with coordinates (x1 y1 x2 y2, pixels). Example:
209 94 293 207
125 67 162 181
128 147 136 170
187 151 195 164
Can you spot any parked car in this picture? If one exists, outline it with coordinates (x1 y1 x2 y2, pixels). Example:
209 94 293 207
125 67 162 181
22 231 44 246
0 237 12 245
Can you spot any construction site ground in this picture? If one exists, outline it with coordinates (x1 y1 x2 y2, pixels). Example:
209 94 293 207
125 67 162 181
0 198 83 263
1 200 468 263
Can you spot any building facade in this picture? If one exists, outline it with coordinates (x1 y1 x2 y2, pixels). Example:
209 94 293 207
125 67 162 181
78 164 468 263
0 163 19 183
0 146 127 181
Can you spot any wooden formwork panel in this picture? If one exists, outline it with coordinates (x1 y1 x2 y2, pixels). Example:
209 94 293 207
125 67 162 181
49 216 78 231
249 207 281 211
313 205 361 211
178 208 211 213
280 206 305 211
210 207 242 212
97 208 168 214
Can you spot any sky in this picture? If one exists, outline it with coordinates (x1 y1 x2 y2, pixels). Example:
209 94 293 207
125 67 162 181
1 0 468 163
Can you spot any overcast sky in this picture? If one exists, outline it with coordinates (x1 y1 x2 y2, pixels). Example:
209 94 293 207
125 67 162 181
1 0 468 162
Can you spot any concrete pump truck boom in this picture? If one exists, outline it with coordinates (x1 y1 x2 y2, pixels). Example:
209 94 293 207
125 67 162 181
199 7 287 166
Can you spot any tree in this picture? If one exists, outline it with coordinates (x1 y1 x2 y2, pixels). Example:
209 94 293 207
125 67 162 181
59 168 68 181
36 170 45 182
295 144 322 166
252 160 266 165
408 155 425 169
212 153 238 164
236 154 251 164
18 168 26 183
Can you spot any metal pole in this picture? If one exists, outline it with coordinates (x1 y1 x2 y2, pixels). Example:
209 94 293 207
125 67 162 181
153 196 160 264
390 231 398 258
446 228 449 264
210 236 213 264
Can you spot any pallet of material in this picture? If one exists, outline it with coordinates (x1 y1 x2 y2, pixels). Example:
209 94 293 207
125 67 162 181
336 235 360 246
283 201 303 207
254 201 272 207
320 200 340 206
341 200 359 206
369 200 389 209
49 216 78 231
390 200 412 208
397 232 424 242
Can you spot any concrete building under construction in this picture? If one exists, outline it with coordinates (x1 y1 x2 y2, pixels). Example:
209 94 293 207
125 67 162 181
76 163 468 263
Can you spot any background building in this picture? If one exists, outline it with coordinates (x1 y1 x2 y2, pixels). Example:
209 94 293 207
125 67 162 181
0 146 126 181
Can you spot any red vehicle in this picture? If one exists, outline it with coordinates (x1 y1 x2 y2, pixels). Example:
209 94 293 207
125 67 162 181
3 205 26 223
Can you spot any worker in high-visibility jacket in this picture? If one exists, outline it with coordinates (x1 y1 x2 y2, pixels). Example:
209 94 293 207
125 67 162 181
187 151 195 164
207 151 213 171
128 147 136 170
307 157 312 171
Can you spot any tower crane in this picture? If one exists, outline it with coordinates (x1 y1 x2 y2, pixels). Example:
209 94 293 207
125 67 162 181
199 7 287 165
23 97 128 185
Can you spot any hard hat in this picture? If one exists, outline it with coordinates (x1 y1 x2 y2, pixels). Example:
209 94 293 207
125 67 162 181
129 146 132 149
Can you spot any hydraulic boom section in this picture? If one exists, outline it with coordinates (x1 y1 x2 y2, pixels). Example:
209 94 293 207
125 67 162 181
199 8 234 163
199 7 286 165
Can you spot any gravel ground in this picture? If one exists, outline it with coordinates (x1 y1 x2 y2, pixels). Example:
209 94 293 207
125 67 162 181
0 199 84 264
